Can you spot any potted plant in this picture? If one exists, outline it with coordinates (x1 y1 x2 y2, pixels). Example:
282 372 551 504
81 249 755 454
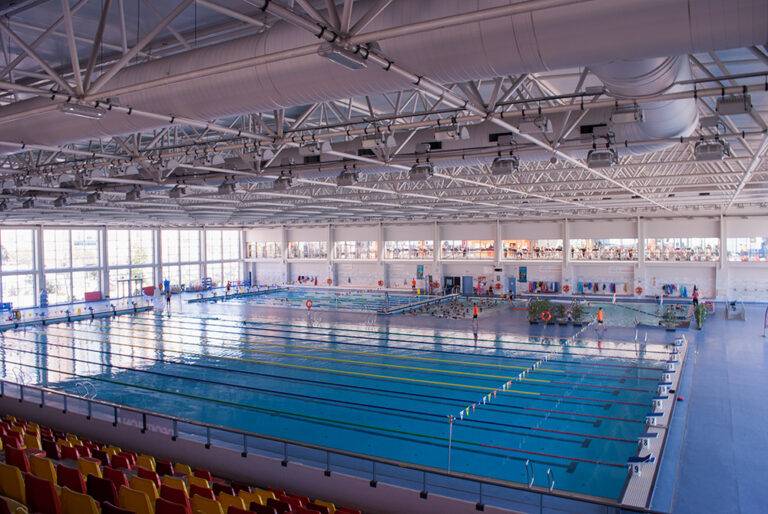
661 306 678 331
570 300 586 326
528 298 552 324
553 303 568 325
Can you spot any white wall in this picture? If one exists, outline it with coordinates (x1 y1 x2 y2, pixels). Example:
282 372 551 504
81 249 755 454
243 215 768 300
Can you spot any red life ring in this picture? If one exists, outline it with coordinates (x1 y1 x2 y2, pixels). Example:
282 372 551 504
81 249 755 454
305 299 313 310
494 282 502 290
378 280 384 287
540 310 552 322
326 278 332 285
635 286 644 295
562 284 571 293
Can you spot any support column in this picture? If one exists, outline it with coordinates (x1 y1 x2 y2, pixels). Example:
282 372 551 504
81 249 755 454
636 216 645 296
200 227 208 281
433 221 442 291
35 225 46 306
716 215 729 300
562 219 571 294
280 224 289 285
100 226 109 297
155 228 163 288
377 222 386 287
328 224 336 286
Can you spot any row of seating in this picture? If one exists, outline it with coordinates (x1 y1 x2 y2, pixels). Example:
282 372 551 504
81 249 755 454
0 416 362 514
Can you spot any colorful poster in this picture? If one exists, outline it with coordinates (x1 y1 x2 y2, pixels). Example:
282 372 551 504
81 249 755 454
518 266 527 283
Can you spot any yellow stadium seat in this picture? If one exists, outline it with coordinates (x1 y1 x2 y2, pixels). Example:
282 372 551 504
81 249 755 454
0 463 25 504
172 463 192 476
57 439 73 448
237 490 263 507
191 494 224 514
160 475 187 495
30 455 57 483
103 446 121 457
137 454 156 472
77 458 102 478
61 486 100 514
254 488 276 502
217 492 245 512
9 426 24 435
188 476 210 489
0 494 29 514
119 485 154 514
3 416 16 423
129 476 159 502
65 434 80 443
314 499 337 513
23 433 41 452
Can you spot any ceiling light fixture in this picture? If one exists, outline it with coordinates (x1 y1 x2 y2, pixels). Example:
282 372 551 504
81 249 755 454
586 147 618 168
694 138 731 161
217 178 237 195
490 155 520 176
59 102 106 120
318 42 367 70
433 125 470 141
409 161 434 181
274 171 293 191
86 191 101 204
53 195 67 208
336 169 359 187
125 185 141 201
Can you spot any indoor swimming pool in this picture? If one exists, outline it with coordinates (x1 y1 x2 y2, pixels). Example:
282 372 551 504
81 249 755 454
200 288 430 312
0 313 672 501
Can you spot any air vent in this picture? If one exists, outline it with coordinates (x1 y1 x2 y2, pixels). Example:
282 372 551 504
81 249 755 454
303 155 321 164
489 132 515 143
580 123 608 135
357 149 376 157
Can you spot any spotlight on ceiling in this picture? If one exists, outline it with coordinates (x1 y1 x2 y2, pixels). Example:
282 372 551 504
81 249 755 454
169 185 187 199
694 138 731 161
125 185 141 201
433 125 470 141
59 102 106 120
361 134 397 150
409 161 434 181
716 94 752 116
298 141 332 157
53 195 67 208
22 198 34 209
86 191 101 204
0 200 7 212
490 155 520 176
217 178 237 195
273 171 293 191
318 42 367 70
336 169 359 187
586 148 618 168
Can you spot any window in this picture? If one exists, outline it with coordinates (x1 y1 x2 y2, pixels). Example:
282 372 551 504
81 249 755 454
287 241 328 259
162 229 200 264
2 274 35 308
1 229 35 272
501 239 563 260
107 230 130 266
44 229 70 269
46 272 72 304
41 229 101 302
727 237 768 262
204 230 241 287
569 239 638 261
645 238 720 262
130 230 154 265
207 261 241 286
333 241 377 260
247 241 282 259
109 267 153 298
222 231 240 260
440 240 495 260
206 230 223 261
161 230 180 263
72 270 100 300
383 240 434 260
71 230 99 268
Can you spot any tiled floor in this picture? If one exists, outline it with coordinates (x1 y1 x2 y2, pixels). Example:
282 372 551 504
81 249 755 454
168 293 765 513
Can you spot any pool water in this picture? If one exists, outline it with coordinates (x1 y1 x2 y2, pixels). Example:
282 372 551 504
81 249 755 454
205 288 429 312
581 301 690 328
0 313 671 500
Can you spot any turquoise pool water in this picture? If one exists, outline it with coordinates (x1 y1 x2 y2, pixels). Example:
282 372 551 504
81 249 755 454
0 313 670 500
205 288 428 312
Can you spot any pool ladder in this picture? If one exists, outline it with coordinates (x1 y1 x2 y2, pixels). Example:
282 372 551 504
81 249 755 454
525 460 556 491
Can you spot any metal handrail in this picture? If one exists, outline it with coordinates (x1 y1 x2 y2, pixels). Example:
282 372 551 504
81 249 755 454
0 379 661 514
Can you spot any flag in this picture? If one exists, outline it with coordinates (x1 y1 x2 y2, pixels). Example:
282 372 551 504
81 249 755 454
459 411 463 420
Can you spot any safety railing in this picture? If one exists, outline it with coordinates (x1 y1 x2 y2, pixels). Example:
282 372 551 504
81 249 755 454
377 293 461 315
0 380 660 514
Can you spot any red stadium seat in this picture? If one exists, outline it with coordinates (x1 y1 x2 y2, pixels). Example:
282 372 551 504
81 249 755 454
87 474 119 506
245 505 278 514
111 454 133 470
102 502 135 514
156 459 174 477
156 497 191 514
193 468 213 482
56 464 87 494
212 483 235 497
91 449 111 466
103 466 130 491
60 446 80 461
160 484 191 513
137 467 161 488
5 446 30 473
24 472 62 514
42 438 62 460
265 498 292 514
190 484 215 500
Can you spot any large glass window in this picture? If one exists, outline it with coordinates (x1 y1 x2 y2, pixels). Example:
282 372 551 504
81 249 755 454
109 267 153 298
204 230 241 286
42 228 101 303
179 231 200 262
333 241 377 260
162 229 201 288
727 237 768 262
2 274 35 308
247 241 282 259
287 241 328 259
46 272 72 304
383 240 434 260
645 238 720 262
440 240 495 260
71 230 99 268
2 229 35 272
44 229 70 269
569 238 638 261
502 239 563 260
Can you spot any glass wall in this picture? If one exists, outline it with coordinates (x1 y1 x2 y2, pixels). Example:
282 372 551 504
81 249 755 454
569 238 638 261
205 229 241 286
727 237 768 262
43 229 101 303
645 238 720 262
107 229 155 297
502 239 563 260
247 241 282 259
383 240 434 260
441 240 495 260
333 241 377 260
161 229 201 288
287 241 328 259
0 229 36 308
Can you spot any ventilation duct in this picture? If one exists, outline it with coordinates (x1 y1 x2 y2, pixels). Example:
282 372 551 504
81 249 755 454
0 0 764 156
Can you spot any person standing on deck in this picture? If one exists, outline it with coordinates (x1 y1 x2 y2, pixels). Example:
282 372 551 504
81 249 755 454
692 286 699 308
472 303 479 331
596 307 605 334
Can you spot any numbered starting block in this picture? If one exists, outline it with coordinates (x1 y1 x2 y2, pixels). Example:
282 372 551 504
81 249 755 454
663 371 674 382
638 432 658 450
658 382 672 395
666 359 678 372
674 336 685 347
645 412 663 426
651 395 668 411
628 454 656 476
